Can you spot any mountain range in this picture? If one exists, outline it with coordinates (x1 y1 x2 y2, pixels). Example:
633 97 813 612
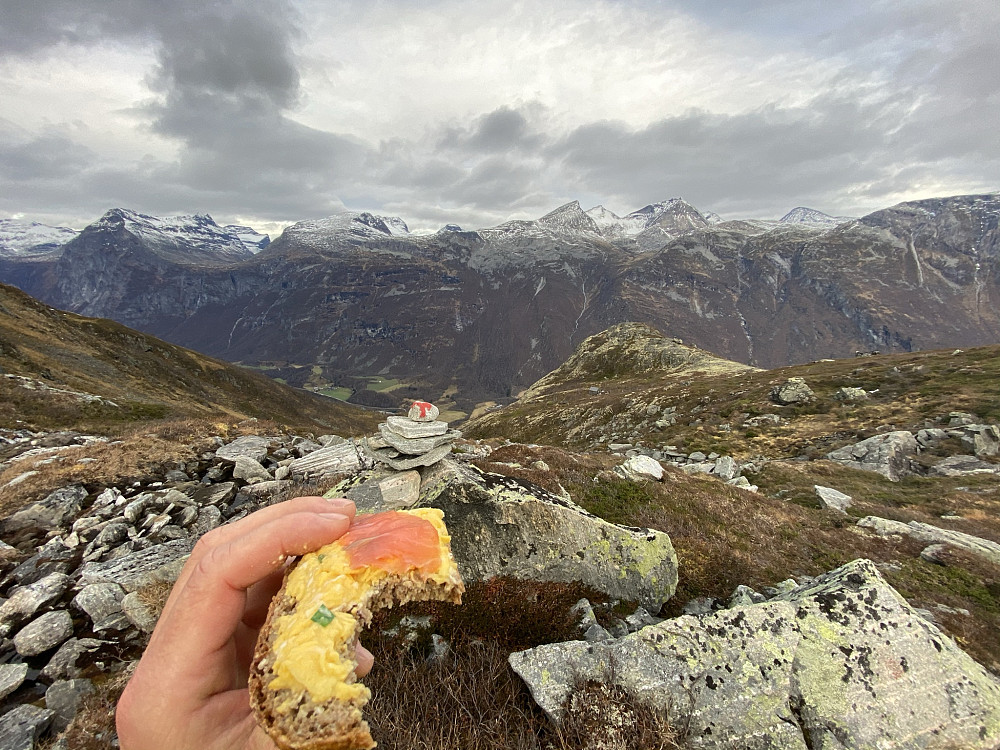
0 193 997 414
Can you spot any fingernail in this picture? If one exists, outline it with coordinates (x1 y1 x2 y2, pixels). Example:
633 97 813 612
325 496 352 505
319 512 349 522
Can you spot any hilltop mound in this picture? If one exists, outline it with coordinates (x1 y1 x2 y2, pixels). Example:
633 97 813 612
522 323 756 397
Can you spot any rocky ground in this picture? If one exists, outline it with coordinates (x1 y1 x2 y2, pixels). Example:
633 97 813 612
1 393 999 748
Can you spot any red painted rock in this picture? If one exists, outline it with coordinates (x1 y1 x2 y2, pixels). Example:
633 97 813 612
408 401 440 422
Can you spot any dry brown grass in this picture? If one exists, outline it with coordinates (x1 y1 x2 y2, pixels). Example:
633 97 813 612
40 663 134 750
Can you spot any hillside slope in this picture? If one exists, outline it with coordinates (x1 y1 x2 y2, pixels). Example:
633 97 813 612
0 283 380 435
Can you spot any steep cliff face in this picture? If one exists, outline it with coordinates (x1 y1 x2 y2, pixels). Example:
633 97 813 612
3 194 999 410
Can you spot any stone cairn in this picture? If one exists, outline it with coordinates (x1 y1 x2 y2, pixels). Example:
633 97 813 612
363 401 461 471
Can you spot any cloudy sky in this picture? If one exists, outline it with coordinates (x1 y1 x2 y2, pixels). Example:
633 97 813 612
1 0 997 235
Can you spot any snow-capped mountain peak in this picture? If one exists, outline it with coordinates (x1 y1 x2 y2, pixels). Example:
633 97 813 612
537 201 602 235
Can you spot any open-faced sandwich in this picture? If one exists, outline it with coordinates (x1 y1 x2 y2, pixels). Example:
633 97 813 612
250 507 465 750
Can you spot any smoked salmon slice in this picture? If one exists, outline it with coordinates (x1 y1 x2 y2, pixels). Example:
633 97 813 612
338 510 443 574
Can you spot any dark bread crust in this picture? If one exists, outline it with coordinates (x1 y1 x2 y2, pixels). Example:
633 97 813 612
250 560 464 750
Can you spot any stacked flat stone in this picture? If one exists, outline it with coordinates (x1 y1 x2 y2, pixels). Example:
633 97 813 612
364 401 461 470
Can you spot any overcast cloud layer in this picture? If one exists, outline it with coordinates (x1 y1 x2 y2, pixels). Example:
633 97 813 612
1 0 997 234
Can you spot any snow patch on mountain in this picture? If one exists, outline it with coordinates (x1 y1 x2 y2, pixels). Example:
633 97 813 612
223 225 270 254
0 219 78 258
95 209 253 261
538 201 602 235
780 207 852 227
285 212 411 243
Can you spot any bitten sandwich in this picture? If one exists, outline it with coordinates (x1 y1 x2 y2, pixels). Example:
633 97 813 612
250 508 465 750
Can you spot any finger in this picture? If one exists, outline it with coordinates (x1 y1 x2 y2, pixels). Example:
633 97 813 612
151 511 352 692
355 644 374 678
243 568 287 630
161 497 355 624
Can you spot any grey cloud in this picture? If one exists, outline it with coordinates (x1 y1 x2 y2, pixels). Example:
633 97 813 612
437 106 545 154
0 131 95 181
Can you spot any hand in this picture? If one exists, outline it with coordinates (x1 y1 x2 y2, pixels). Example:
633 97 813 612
116 496 375 750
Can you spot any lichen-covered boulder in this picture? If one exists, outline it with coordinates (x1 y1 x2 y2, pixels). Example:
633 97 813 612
416 459 677 610
770 378 815 405
825 431 918 481
510 559 1000 749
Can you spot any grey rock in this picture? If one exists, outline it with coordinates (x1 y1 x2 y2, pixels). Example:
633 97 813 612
726 476 758 492
834 386 869 401
679 462 714 475
928 454 1000 476
814 485 853 513
72 583 128 631
615 455 664 481
378 422 460 455
274 465 291 481
510 559 1000 749
624 606 662 632
948 411 977 426
46 678 95 733
231 455 272 483
407 401 441 421
122 494 156 524
6 537 74 587
712 456 738 481
121 592 159 632
418 459 678 610
292 438 323 457
42 637 103 680
185 481 237 506
241 480 293 497
215 435 273 463
0 704 55 750
79 539 192 592
2 485 88 533
164 469 189 483
288 441 363 479
688 451 707 461
957 424 1000 456
190 505 223 538
920 544 951 565
727 584 766 607
0 572 71 637
916 428 948 447
770 377 815 405
93 520 129 548
386 416 448 438
338 470 421 513
826 431 918 481
14 609 74 656
174 505 199 527
682 597 717 615
366 442 453 470
858 516 1000 566
0 662 28 700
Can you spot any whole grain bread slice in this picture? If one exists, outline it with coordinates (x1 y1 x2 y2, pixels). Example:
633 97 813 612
249 516 464 750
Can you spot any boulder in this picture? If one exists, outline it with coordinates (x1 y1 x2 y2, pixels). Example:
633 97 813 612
956 424 1000 457
0 662 28 700
415 460 677 610
814 485 852 513
712 456 738 481
615 455 664 481
42 637 104 680
78 539 192 592
14 609 74 656
231 455 272 483
825 431 918 481
215 435 273 463
510 559 1000 749
45 678 95 733
834 386 869 401
288 441 364 480
928 455 1000 477
858 516 1000 567
2 485 88 534
0 572 71 637
72 582 128 632
770 378 815 405
334 469 422 513
0 704 55 750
